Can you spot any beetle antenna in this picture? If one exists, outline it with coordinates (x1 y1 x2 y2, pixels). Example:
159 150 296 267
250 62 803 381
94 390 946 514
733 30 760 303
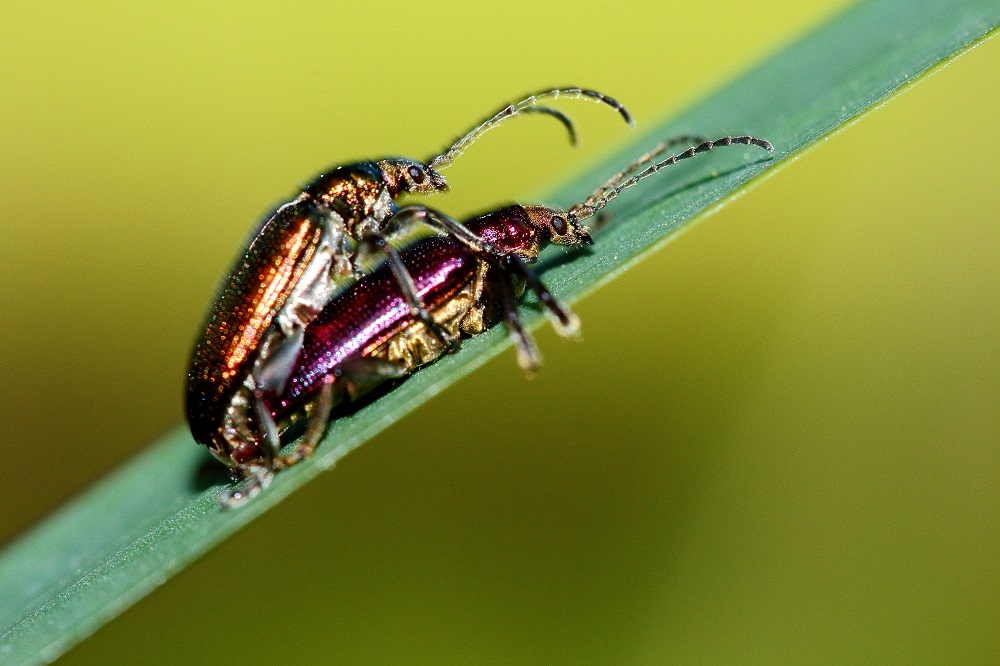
521 106 578 146
568 135 774 223
581 134 709 208
427 88 634 170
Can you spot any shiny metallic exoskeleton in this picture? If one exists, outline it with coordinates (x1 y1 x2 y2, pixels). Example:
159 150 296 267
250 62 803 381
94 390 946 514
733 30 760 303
187 89 633 475
206 134 774 507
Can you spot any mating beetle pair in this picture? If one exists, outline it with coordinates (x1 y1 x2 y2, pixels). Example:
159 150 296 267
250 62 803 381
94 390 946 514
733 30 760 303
184 88 773 507
187 89 630 479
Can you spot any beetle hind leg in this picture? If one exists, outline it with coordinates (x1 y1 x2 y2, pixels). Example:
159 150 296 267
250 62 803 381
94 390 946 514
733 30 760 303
218 393 282 510
273 357 406 470
220 464 274 510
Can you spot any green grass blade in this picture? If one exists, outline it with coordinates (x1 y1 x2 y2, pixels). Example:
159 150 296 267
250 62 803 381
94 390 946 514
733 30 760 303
2 0 998 662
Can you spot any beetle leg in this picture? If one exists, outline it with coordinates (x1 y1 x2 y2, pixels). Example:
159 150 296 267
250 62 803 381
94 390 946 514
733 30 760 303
220 463 274 511
358 233 462 354
333 231 354 277
492 258 541 374
253 392 282 460
252 326 305 396
310 200 354 277
273 357 405 469
338 356 409 400
273 374 336 470
384 206 508 257
219 388 283 509
501 253 580 338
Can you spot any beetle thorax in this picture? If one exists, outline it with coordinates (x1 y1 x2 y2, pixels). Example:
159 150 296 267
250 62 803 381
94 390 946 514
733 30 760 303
464 205 543 259
304 163 387 226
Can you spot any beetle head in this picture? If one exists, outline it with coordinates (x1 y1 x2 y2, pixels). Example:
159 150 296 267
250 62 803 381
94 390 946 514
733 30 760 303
524 205 593 248
378 158 448 196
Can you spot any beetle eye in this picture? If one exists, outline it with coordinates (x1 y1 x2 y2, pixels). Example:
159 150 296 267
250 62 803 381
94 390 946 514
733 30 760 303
408 166 425 183
551 216 568 235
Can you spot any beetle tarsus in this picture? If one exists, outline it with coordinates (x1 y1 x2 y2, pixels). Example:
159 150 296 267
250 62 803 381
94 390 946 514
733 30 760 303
220 466 273 510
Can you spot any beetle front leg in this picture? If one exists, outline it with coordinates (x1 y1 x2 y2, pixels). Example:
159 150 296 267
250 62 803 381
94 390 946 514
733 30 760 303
383 206 506 257
492 258 542 374
501 253 580 337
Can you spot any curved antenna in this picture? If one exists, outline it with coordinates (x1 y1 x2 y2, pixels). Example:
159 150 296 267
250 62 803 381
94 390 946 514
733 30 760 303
427 88 634 171
569 136 774 223
520 106 578 147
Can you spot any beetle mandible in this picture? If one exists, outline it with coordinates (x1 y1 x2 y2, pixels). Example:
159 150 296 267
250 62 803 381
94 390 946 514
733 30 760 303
187 88 633 473
205 134 774 507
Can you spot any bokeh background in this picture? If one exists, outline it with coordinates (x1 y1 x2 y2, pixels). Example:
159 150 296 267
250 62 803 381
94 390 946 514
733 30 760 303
2 1 998 662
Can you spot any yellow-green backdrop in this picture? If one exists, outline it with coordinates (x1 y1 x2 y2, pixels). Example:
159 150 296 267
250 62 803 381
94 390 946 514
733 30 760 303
1 1 997 662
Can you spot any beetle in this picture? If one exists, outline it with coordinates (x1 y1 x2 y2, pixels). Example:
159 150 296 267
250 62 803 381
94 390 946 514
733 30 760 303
186 88 633 475
208 134 774 507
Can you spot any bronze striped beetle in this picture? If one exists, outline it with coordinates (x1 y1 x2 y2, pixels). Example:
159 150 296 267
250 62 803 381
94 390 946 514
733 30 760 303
202 134 774 507
186 88 632 475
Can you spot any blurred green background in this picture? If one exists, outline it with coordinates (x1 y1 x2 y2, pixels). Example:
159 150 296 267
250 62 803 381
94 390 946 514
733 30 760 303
2 1 998 662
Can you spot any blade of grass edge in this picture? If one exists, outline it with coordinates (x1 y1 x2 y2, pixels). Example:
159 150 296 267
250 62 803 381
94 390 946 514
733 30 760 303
2 0 999 663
